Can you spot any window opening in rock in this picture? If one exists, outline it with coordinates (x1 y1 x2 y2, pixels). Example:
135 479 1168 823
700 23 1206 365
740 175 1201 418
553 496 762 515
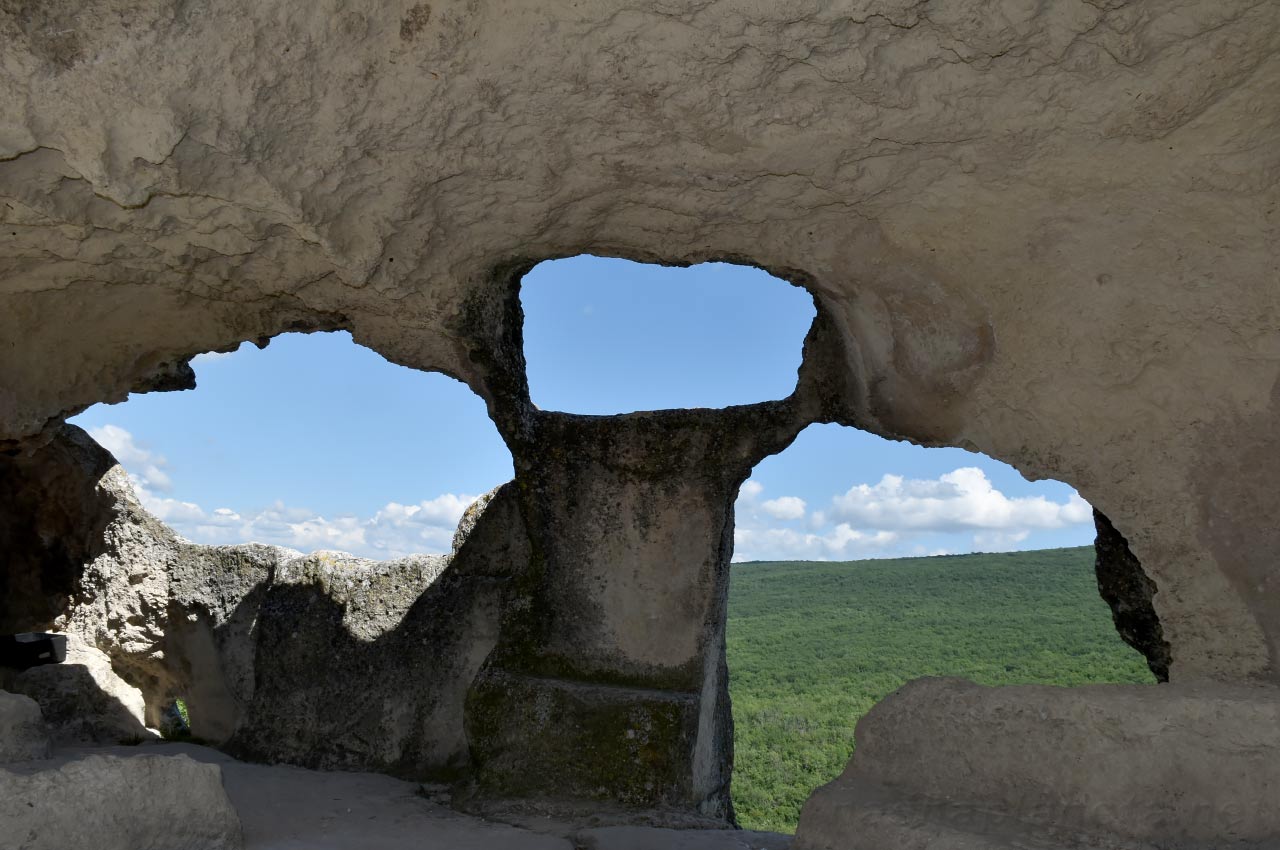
70 330 514 559
727 423 1157 833
520 255 816 414
160 697 191 740
55 330 516 750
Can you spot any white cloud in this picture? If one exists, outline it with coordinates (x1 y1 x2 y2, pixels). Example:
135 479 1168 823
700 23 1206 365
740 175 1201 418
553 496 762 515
93 424 1093 566
158 494 476 560
143 495 206 524
911 545 955 557
192 347 241 364
973 530 1031 551
735 478 896 561
93 424 479 560
829 467 1091 533
372 494 472 528
734 523 898 562
761 495 806 521
732 467 1092 562
89 425 173 492
1062 493 1093 524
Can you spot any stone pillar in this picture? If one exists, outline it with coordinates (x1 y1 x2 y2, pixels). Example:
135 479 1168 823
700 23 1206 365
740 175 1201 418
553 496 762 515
466 405 804 820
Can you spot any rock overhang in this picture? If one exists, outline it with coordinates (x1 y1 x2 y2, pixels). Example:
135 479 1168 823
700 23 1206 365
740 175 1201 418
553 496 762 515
2 0 1280 842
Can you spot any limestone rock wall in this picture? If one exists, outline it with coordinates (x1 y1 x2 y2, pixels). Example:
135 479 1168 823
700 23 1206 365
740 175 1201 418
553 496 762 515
2 418 762 815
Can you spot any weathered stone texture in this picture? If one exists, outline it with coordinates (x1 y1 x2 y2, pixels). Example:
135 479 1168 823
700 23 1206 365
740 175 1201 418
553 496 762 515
466 407 789 816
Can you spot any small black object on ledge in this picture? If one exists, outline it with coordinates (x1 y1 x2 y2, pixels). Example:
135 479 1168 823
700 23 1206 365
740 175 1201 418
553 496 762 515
0 633 68 670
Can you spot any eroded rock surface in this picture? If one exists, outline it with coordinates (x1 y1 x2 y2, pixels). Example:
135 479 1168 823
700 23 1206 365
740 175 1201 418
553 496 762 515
79 742 789 850
468 406 798 817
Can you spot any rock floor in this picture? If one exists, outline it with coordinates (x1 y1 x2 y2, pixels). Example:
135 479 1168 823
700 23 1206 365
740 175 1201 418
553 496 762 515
77 743 791 850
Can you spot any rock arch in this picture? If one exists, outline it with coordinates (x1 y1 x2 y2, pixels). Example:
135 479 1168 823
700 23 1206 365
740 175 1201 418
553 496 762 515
4 1 1280 844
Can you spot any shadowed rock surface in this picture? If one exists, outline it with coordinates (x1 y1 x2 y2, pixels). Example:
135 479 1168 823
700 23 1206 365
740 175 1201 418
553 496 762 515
578 827 791 850
1093 509 1172 683
11 638 151 745
0 426 117 633
0 752 244 850
0 690 51 762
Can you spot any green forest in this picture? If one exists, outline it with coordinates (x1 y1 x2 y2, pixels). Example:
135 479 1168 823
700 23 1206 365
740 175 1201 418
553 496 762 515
725 546 1155 833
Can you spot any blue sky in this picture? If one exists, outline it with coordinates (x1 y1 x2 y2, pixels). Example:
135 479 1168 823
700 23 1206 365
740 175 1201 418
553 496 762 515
71 255 1094 561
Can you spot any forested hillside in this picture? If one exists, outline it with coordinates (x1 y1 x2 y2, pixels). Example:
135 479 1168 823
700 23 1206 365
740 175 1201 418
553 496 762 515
726 547 1154 832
